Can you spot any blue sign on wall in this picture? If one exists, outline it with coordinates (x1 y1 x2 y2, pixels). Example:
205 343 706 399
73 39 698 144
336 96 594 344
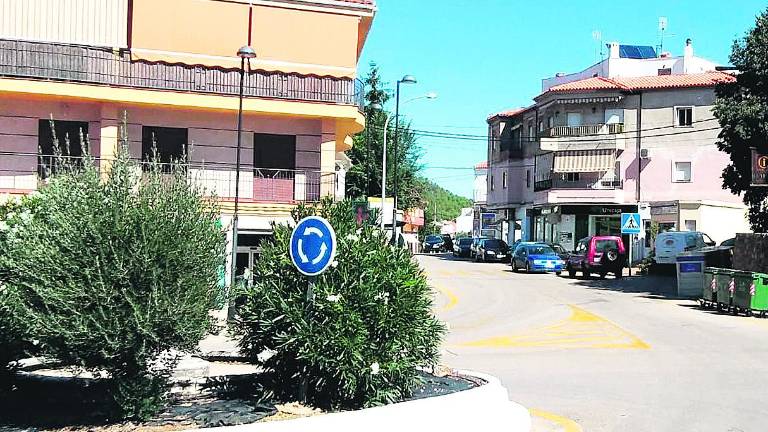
621 213 642 235
289 216 337 276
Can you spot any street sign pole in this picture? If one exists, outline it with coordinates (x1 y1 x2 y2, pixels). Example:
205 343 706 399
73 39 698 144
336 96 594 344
621 212 642 278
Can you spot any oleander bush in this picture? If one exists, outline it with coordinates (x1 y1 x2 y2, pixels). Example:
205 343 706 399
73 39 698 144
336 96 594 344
0 148 226 419
232 199 445 409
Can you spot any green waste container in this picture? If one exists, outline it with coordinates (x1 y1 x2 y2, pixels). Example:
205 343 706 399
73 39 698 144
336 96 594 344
732 270 757 314
702 267 719 307
715 269 736 311
751 273 768 317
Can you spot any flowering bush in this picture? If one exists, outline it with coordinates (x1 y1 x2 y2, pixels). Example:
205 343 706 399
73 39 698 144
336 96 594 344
0 150 226 419
232 199 445 409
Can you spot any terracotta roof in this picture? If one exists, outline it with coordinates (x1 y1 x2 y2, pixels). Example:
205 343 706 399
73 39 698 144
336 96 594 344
475 161 488 169
546 72 735 95
487 106 531 121
334 0 375 5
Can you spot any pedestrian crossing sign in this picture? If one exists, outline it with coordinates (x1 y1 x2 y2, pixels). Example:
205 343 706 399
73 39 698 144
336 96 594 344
621 213 642 235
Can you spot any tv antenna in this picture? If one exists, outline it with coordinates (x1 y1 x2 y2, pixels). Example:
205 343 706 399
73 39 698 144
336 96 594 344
657 17 668 56
592 30 603 62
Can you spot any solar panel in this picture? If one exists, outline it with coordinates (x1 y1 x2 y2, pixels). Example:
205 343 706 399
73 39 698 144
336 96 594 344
619 45 657 59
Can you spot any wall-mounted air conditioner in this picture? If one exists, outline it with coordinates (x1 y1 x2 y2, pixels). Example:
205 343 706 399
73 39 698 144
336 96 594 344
640 148 651 159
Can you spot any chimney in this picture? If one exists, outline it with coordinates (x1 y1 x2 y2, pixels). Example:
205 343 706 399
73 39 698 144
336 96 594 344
608 42 620 59
684 38 693 58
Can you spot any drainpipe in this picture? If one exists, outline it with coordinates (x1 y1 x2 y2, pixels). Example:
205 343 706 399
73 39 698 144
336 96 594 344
636 91 643 203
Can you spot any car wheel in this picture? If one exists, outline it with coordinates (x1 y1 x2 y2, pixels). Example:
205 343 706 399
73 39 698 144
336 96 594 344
567 265 576 278
512 260 518 272
526 262 531 273
555 271 562 276
615 268 624 279
580 265 589 279
599 272 607 279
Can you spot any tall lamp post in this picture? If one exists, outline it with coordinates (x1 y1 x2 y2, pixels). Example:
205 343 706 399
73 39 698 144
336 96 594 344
375 92 436 235
391 75 418 244
231 45 257 289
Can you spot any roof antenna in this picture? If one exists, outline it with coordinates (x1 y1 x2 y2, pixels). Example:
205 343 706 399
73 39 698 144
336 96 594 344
657 17 668 57
592 30 603 62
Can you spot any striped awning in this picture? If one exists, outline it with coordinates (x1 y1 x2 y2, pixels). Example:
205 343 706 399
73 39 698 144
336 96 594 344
555 96 623 104
553 149 616 173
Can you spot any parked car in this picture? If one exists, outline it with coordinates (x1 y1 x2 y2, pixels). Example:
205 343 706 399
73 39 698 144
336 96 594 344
475 239 510 262
566 236 626 279
654 231 715 265
422 234 445 253
720 237 736 247
511 243 565 274
469 237 488 259
453 237 473 258
546 242 571 262
441 234 454 252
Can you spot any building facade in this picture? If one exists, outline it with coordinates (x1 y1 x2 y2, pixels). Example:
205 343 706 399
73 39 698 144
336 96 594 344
487 41 750 259
0 0 376 279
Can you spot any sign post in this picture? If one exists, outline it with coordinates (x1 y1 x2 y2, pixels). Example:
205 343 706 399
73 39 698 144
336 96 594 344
289 216 337 402
621 212 642 277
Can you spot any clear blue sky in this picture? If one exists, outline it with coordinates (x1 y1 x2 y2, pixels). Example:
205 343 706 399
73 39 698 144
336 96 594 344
358 0 767 199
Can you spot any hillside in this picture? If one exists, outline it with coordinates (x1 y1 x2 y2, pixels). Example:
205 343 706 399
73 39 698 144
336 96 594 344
417 177 472 236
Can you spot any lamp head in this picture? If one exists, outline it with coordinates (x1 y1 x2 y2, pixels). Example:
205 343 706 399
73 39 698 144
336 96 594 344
400 75 417 84
237 46 257 59
425 92 438 99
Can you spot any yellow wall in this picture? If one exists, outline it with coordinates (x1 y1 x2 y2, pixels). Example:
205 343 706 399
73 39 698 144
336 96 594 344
131 0 361 77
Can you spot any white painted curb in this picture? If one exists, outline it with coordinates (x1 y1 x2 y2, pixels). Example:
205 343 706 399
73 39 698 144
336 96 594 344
196 370 531 432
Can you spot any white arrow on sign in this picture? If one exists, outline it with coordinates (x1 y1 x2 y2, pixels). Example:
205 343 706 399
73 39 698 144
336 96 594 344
296 225 327 265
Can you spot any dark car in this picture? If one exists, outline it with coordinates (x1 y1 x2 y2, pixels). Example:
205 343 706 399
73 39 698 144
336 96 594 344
566 236 626 279
422 234 445 253
720 237 735 247
511 243 565 274
441 234 454 252
469 237 488 259
547 242 571 261
475 238 510 262
453 237 473 258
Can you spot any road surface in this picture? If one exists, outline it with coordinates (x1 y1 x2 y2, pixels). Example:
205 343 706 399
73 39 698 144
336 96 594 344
419 253 768 432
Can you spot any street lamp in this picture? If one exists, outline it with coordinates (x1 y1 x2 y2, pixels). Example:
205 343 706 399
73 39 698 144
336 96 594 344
391 75 417 244
380 90 436 236
231 45 257 290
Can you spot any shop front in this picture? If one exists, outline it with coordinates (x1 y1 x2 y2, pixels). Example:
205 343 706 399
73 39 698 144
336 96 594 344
527 204 638 252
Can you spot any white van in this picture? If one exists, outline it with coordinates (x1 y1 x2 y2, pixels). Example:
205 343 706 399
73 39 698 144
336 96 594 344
654 231 716 265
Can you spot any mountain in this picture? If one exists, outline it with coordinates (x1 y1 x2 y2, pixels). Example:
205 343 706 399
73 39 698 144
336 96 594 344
417 177 472 236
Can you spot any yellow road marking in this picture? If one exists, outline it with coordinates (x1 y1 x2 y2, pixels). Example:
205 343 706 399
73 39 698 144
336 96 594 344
530 409 582 432
457 305 650 349
433 281 459 312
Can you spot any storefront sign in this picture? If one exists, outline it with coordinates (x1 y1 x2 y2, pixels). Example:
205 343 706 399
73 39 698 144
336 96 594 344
752 148 768 186
481 212 496 230
560 205 637 216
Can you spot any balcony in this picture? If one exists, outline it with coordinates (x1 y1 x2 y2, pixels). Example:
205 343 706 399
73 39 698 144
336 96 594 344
534 175 623 192
0 39 365 111
540 123 626 152
1 154 336 204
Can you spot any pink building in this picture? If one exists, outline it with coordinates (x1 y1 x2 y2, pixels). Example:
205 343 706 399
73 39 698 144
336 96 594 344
486 41 750 259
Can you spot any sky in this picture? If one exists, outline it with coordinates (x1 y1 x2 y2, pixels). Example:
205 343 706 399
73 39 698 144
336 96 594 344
358 0 767 199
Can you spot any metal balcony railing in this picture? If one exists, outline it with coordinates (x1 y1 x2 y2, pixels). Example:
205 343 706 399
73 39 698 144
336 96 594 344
0 39 365 111
542 123 624 138
1 154 336 204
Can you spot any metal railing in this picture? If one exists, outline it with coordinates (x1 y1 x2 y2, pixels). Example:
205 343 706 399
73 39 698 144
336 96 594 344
542 123 624 138
534 174 623 191
1 154 336 204
0 39 365 111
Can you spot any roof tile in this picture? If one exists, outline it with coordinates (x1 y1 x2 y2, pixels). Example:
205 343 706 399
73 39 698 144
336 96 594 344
546 72 735 95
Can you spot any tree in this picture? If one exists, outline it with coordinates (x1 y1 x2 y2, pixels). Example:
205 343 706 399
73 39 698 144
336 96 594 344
346 63 423 210
714 8 768 231
418 178 472 238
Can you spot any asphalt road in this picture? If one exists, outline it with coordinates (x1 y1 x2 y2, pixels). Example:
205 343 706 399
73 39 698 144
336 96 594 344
419 253 768 432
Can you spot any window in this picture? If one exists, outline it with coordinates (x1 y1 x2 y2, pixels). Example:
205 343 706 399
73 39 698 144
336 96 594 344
38 119 89 177
566 112 583 127
561 172 581 182
502 171 507 188
676 107 693 127
658 68 672 76
254 133 296 175
538 120 544 132
528 121 534 141
685 219 697 232
673 161 692 182
490 175 495 191
526 170 531 188
547 116 554 129
141 126 188 169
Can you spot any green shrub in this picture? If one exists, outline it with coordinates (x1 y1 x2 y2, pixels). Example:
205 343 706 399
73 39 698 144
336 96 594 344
0 150 226 419
232 199 445 409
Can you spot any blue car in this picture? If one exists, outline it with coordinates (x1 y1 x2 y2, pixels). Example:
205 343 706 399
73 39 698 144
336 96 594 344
511 243 565 274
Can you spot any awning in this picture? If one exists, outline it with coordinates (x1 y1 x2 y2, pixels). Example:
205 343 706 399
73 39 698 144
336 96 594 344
553 149 616 173
555 96 623 104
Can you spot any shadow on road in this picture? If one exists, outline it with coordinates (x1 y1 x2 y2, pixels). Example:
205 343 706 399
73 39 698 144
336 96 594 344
566 273 683 300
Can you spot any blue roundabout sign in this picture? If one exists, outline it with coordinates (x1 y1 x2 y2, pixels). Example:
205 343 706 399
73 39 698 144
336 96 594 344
289 216 337 276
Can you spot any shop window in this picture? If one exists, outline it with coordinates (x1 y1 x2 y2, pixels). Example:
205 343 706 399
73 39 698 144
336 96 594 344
561 172 581 182
142 126 188 169
38 119 89 177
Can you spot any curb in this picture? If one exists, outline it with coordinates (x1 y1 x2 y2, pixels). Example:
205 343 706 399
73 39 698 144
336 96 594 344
193 370 531 432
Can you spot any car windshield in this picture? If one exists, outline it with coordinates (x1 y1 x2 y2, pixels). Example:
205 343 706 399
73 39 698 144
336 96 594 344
483 239 506 249
426 235 442 242
458 238 473 246
595 239 619 252
528 245 555 255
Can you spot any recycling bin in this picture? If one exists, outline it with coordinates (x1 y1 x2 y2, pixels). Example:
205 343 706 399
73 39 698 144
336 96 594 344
732 270 757 314
715 269 736 311
676 252 706 297
753 273 768 317
702 267 719 307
